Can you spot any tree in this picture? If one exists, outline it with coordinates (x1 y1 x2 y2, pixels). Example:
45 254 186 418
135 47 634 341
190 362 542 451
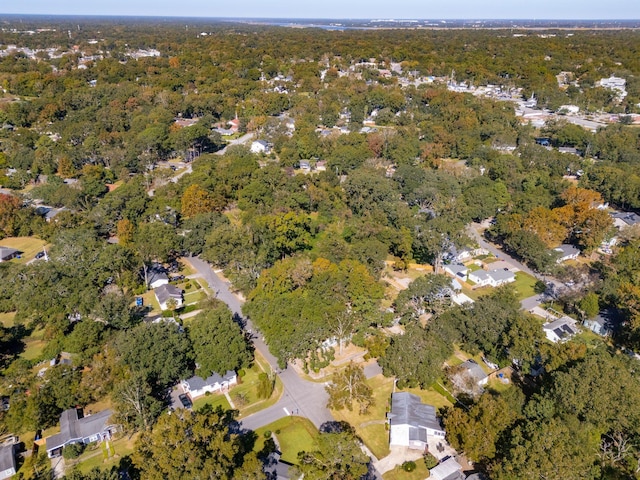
112 372 164 432
181 184 216 218
0 193 21 238
296 428 369 480
379 324 451 389
133 406 265 480
117 218 135 247
394 274 454 322
326 362 373 414
187 302 252 378
114 322 193 391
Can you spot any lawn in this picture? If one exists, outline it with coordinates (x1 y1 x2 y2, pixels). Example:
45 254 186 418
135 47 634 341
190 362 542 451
234 350 284 417
192 392 232 412
73 433 139 474
403 385 453 410
20 328 47 361
330 374 395 459
512 272 538 301
183 290 205 304
0 312 15 328
0 236 47 263
254 416 319 464
383 461 430 480
138 290 161 314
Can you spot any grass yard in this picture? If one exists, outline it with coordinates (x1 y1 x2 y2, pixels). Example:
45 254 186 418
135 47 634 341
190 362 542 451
20 328 47 361
0 312 15 328
138 290 161 314
254 416 319 464
233 350 284 416
0 236 47 263
330 374 395 459
403 385 453 410
73 433 139 474
512 272 538 301
183 290 206 304
383 461 430 480
193 393 232 412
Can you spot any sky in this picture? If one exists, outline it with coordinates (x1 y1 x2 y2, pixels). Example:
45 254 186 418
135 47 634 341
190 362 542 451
1 0 639 20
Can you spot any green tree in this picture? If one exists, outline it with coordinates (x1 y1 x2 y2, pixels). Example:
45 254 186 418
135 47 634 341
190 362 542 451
296 428 369 480
133 406 265 480
187 302 252 378
326 362 373 414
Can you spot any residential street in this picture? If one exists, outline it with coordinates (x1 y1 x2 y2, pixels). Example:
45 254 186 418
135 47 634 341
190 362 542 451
185 257 333 430
214 132 255 155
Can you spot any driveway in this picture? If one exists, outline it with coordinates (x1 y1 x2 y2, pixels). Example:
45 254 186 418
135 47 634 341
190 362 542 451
214 132 255 156
185 256 333 430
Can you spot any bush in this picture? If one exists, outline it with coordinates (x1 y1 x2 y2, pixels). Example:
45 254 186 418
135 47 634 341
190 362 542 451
424 453 439 469
62 443 85 459
263 430 272 439
402 461 417 472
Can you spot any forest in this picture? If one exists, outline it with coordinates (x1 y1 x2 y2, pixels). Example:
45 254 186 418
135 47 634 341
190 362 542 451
0 17 640 479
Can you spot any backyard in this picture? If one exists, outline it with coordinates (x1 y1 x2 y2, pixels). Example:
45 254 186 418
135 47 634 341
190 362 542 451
0 236 48 264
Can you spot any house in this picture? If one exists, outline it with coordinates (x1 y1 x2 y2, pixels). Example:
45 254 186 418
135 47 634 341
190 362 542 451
227 117 240 133
387 392 445 450
584 309 617 337
543 316 579 343
0 445 16 480
298 160 311 171
45 408 118 457
445 246 473 263
443 264 468 280
0 247 18 263
459 360 489 387
181 370 237 399
315 160 327 172
611 211 640 229
147 265 169 289
468 269 515 288
154 284 183 311
430 457 465 480
554 244 580 263
250 140 270 154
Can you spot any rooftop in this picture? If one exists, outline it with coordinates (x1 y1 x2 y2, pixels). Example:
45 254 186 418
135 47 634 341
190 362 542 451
388 392 442 432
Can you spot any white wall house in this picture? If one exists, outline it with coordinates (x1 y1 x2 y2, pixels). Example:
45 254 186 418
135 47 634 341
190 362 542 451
181 371 238 399
468 269 515 288
387 392 445 450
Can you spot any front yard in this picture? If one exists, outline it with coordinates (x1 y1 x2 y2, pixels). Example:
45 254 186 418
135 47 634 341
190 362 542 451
253 416 319 465
0 236 48 264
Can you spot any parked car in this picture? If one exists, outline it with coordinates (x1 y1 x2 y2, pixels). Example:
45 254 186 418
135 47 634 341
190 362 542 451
35 252 45 259
178 394 192 409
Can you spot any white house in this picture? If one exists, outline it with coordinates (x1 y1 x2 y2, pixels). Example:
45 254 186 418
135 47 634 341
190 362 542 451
554 244 580 263
0 247 18 263
154 284 183 311
250 140 270 154
387 392 445 450
46 409 118 458
543 316 579 343
181 371 237 399
468 269 515 287
0 445 16 480
459 359 489 387
429 457 464 480
147 265 169 289
443 264 468 280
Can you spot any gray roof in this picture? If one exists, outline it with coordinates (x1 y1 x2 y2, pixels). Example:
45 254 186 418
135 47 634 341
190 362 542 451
430 457 464 480
612 212 640 226
487 269 515 282
184 370 236 390
388 392 442 432
154 284 182 305
148 265 168 285
555 244 580 257
0 247 18 260
446 264 468 276
46 409 114 452
460 360 488 383
0 445 15 474
544 317 579 339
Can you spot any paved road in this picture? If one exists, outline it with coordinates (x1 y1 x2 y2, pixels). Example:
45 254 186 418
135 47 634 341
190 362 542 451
214 132 255 155
186 257 332 430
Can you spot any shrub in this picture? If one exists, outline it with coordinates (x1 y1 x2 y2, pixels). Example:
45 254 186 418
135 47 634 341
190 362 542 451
263 430 272 439
424 453 439 469
402 461 417 472
62 443 85 459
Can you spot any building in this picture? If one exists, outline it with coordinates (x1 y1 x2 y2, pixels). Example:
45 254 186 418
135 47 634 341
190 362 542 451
250 140 270 154
147 265 169 289
543 316 580 343
46 409 118 457
181 371 237 399
430 457 465 480
611 211 640 229
154 284 183 311
554 244 580 263
0 247 18 263
0 445 16 480
468 269 515 288
443 264 468 280
387 392 445 450
459 360 489 387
